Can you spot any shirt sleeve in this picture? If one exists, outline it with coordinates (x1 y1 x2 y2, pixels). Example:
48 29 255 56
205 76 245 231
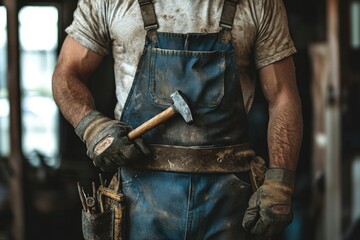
65 0 111 56
254 0 297 69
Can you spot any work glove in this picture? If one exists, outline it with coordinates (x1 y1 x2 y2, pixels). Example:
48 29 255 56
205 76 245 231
242 168 295 237
75 111 150 172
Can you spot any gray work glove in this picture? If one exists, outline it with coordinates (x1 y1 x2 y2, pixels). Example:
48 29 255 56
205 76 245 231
242 168 295 237
75 111 150 172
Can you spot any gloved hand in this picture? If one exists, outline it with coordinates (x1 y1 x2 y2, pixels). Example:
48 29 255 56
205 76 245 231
75 111 150 172
242 168 295 237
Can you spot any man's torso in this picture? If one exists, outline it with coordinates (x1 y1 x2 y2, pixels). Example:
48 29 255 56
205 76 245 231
66 0 296 118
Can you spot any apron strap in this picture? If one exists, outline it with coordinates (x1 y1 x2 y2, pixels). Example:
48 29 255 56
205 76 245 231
219 0 239 43
138 0 239 43
138 0 238 30
138 0 159 31
138 0 159 42
220 0 239 29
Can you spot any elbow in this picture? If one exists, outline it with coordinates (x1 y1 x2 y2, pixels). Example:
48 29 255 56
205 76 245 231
268 90 303 120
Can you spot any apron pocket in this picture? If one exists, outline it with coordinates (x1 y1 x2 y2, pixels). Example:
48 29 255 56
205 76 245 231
149 48 226 108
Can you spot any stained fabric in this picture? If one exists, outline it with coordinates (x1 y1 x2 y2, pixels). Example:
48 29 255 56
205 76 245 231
65 0 296 117
120 167 254 240
121 32 249 147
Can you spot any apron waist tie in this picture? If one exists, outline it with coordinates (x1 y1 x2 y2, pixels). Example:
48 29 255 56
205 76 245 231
130 144 255 173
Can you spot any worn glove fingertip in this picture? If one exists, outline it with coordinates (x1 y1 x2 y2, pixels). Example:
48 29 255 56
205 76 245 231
242 207 259 231
250 216 271 236
133 138 151 155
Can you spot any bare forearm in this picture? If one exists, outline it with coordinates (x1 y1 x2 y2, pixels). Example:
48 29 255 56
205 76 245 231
52 69 95 127
52 36 104 127
267 93 303 172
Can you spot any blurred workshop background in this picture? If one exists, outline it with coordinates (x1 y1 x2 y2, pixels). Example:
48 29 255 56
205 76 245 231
0 0 360 239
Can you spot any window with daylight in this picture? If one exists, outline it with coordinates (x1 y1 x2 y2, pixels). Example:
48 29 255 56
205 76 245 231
351 1 360 49
19 6 60 167
0 6 9 157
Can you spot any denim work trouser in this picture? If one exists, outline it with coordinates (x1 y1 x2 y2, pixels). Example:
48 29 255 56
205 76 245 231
121 167 253 240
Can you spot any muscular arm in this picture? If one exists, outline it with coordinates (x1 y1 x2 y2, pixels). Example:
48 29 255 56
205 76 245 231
52 36 104 127
259 56 303 172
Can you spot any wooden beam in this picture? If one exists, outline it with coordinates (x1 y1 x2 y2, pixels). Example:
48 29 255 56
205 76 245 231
3 0 25 239
325 0 342 239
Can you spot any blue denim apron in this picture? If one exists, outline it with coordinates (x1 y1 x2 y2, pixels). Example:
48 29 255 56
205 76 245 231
122 31 249 146
120 0 254 239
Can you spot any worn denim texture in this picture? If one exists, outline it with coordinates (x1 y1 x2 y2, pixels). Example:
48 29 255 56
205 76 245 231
121 167 253 240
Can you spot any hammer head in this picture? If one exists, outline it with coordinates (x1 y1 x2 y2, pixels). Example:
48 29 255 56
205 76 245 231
170 90 194 124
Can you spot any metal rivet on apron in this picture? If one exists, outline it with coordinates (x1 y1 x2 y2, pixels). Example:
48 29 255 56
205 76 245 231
153 155 158 160
217 158 223 163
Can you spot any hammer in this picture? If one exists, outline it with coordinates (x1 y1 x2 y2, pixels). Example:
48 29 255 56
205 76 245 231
127 90 193 140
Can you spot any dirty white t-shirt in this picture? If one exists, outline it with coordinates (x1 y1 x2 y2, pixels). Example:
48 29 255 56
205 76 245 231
66 0 296 119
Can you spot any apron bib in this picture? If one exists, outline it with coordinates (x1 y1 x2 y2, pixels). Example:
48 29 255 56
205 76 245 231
121 0 254 172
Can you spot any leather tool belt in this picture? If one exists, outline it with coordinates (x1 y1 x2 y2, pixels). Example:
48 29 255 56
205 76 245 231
131 143 256 173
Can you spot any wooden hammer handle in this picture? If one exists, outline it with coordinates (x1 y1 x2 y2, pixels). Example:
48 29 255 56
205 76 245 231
127 107 176 140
